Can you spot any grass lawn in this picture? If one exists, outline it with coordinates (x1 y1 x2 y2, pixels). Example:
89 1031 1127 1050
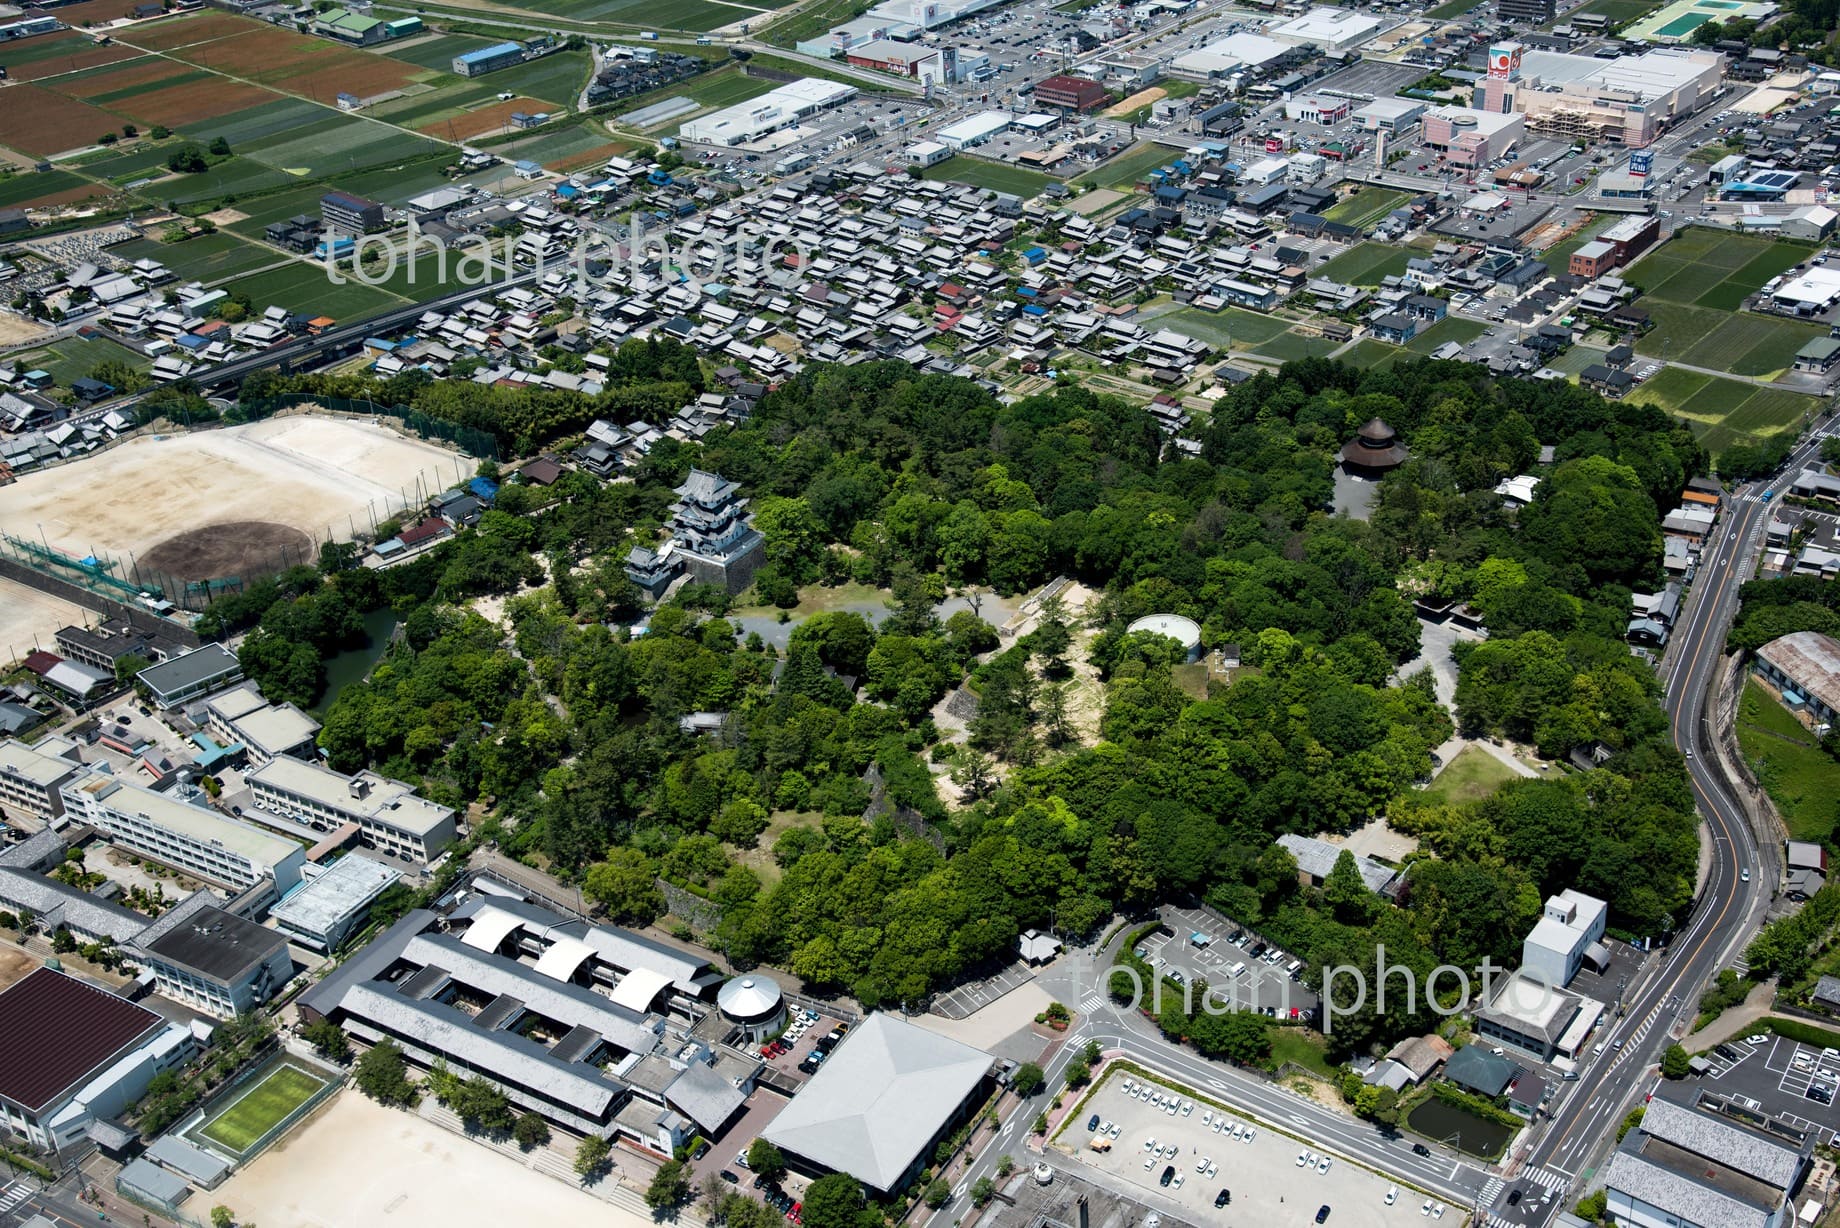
732 809 820 888
1268 1029 1337 1079
1419 745 1519 807
224 260 405 321
1322 187 1411 231
1404 316 1487 353
1626 365 1712 412
1424 0 1478 14
1253 330 1341 362
1341 338 1399 369
199 1065 325 1153
1737 679 1840 842
1161 306 1292 347
1571 0 1662 21
1317 242 1413 287
918 157 1055 197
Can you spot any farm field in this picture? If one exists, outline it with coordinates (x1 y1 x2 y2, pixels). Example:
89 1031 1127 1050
1570 0 1662 21
1404 316 1488 352
1322 187 1411 230
919 157 1055 197
3 84 126 157
1628 367 1814 456
488 122 627 172
1632 298 1825 379
385 34 500 73
1628 229 1812 313
0 31 142 82
223 261 405 320
199 1066 328 1154
1160 306 1292 348
10 334 148 387
1317 242 1413 286
1084 141 1183 189
478 0 767 29
113 232 283 284
0 417 463 564
0 169 118 209
1253 329 1341 362
1340 338 1399 369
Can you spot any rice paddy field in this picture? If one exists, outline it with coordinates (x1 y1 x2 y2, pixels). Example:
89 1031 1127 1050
479 0 769 29
1083 141 1185 190
1161 307 1293 348
9 335 149 386
1322 187 1412 231
222 261 408 321
112 232 283 284
1627 228 1813 314
1625 367 1815 457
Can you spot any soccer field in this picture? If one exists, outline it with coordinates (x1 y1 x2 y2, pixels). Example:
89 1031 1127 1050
200 1066 327 1154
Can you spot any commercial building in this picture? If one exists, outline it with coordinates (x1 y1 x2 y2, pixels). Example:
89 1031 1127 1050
1353 98 1424 136
1269 7 1386 53
1474 969 1601 1060
1284 95 1351 125
298 897 732 1141
1769 266 1840 316
1605 1085 1813 1228
1473 46 1724 148
1033 75 1109 112
59 768 305 902
1521 890 1608 989
680 78 857 146
1170 31 1295 80
453 41 525 77
135 645 242 710
1753 631 1840 725
203 684 320 767
1496 0 1556 22
0 736 81 821
764 1013 993 1194
906 140 951 167
269 854 402 952
1420 106 1525 168
845 39 945 83
246 755 458 865
320 190 386 236
0 968 193 1151
128 893 294 1018
937 111 1012 151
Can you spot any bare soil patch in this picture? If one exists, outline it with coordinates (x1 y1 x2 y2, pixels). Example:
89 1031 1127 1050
119 76 283 127
8 38 142 82
118 11 258 51
418 97 548 140
141 519 315 583
1 85 124 156
54 56 181 99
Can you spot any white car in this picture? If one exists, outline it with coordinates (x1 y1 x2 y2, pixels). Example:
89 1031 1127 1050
1109 1123 1121 1139
1166 1102 1178 1116
1144 1156 1155 1170
1211 1119 1223 1134
1181 1102 1193 1117
1201 1110 1213 1125
1422 1201 1434 1217
1298 1151 1312 1168
1196 1157 1209 1173
1123 1079 1136 1093
1432 1206 1445 1220
1171 1174 1183 1189
1318 1156 1333 1174
1204 1160 1217 1178
1243 1128 1256 1144
1100 1120 1112 1135
1144 1138 1157 1152
1746 1034 1770 1046
1385 1187 1398 1206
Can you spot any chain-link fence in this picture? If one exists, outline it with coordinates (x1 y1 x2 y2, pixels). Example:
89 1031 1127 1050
236 395 499 461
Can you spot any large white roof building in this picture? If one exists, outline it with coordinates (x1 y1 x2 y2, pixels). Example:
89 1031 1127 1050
681 79 858 147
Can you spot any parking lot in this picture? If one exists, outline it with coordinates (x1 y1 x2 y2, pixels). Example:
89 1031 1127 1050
1146 905 1322 1020
1068 1068 1440 1227
1695 1032 1840 1143
932 958 1040 1020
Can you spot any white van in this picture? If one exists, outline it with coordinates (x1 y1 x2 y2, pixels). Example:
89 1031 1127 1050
1228 961 1247 979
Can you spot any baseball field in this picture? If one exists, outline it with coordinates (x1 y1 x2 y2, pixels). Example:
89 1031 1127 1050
0 418 466 575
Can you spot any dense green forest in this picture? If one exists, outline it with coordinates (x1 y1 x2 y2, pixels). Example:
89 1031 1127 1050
213 353 1706 1055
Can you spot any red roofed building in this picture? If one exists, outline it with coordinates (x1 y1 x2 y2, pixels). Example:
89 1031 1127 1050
1034 75 1109 112
22 650 60 677
0 967 190 1151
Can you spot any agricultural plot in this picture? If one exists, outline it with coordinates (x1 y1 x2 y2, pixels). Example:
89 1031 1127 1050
1161 307 1291 348
1253 330 1342 362
1628 229 1811 311
224 260 405 320
490 122 623 171
1322 187 1411 230
1317 242 1413 286
113 233 282 284
483 0 766 29
53 58 194 100
1628 368 1814 456
1633 299 1825 378
0 169 114 209
1623 364 1708 412
155 157 302 206
246 115 445 178
918 158 1055 197
1570 0 1662 22
385 34 499 73
1085 141 1182 189
9 335 147 387
1404 316 1487 352
1340 338 1400 369
0 32 141 82
1 85 126 157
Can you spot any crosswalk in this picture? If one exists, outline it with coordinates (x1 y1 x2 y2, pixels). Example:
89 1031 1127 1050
1478 1176 1504 1207
1078 991 1107 1016
0 1182 32 1216
1519 1166 1570 1199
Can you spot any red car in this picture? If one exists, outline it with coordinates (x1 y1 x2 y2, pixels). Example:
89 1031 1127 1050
789 1203 802 1223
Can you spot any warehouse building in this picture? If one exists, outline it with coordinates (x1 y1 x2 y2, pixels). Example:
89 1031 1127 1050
937 111 1012 150
128 893 294 1018
59 768 304 903
1269 7 1386 53
246 755 457 864
0 736 81 821
1170 31 1295 80
135 645 242 710
269 855 402 952
1753 630 1840 725
0 968 194 1152
679 78 857 146
453 41 525 77
764 1013 994 1194
203 684 320 768
1769 266 1840 316
906 140 951 167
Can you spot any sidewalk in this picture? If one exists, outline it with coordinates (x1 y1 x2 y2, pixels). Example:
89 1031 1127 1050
1684 980 1780 1048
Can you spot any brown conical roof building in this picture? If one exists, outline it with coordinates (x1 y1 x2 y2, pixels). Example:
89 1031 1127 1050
1340 417 1410 474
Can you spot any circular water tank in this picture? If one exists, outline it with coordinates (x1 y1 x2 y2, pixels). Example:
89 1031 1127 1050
1451 114 1479 128
718 975 784 1022
1126 614 1203 660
